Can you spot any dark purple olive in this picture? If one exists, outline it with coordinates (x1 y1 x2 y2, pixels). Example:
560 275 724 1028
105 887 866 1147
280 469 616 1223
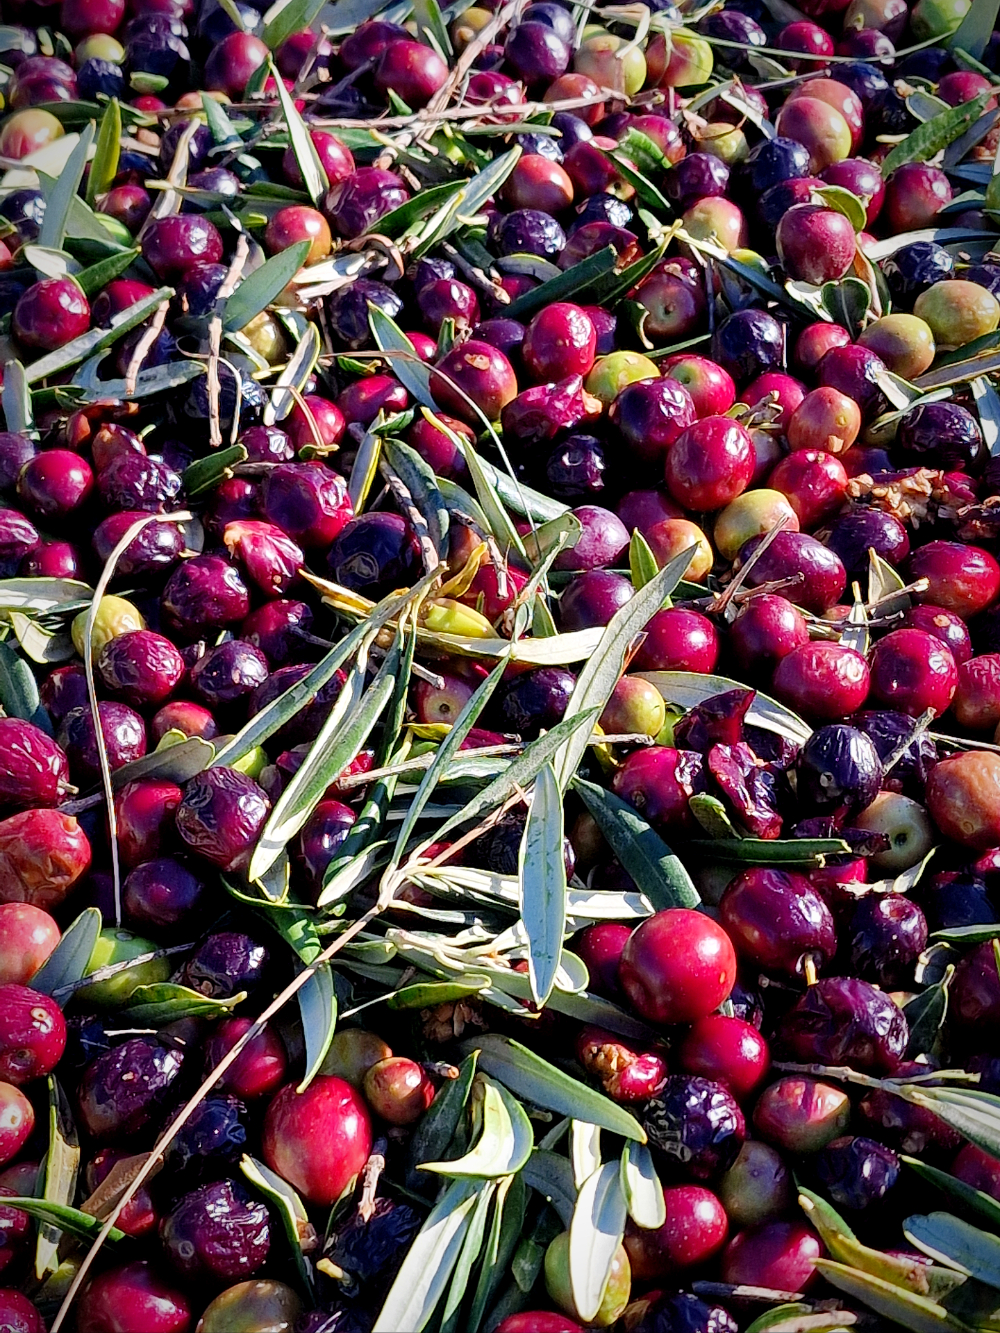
499 666 575 739
915 871 998 933
644 1075 746 1180
162 555 251 639
570 193 633 232
180 932 269 999
297 799 357 897
124 857 206 935
882 241 954 306
58 702 147 784
94 511 185 578
0 510 39 575
241 600 314 667
633 1293 738 1333
472 318 526 364
665 153 731 212
324 167 409 240
815 1135 899 1210
238 425 294 464
97 451 181 514
560 570 634 631
699 7 765 66
40 666 90 726
260 462 353 549
175 767 270 872
327 513 421 598
327 279 404 350
778 976 908 1074
845 893 927 988
98 630 185 707
190 640 270 717
736 531 846 614
504 21 570 86
796 725 883 818
817 344 888 420
553 505 629 572
824 508 910 577
487 209 566 259
161 1180 270 1281
739 136 811 194
0 718 70 807
159 122 213 174
711 309 785 386
851 709 938 790
77 1037 184 1139
897 402 985 473
249 665 345 748
177 262 228 317
545 433 606 499
0 432 35 493
164 1095 248 1181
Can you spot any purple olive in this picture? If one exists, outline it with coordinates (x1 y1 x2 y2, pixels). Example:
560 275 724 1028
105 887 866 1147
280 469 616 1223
175 767 270 872
240 600 314 667
0 719 71 808
98 631 185 707
190 640 270 716
58 702 147 784
180 932 268 999
162 555 251 639
161 1179 270 1282
77 1037 184 1139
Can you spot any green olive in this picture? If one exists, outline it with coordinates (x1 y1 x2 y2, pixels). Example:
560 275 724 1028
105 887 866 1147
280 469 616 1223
196 1280 303 1333
77 928 172 1007
71 596 145 662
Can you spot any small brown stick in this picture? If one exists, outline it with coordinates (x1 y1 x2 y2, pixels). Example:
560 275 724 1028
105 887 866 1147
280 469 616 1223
123 298 170 396
357 1139 387 1223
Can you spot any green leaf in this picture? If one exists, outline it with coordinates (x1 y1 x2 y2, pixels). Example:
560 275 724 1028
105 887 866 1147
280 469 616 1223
949 0 1000 58
638 670 813 744
896 1086 1000 1160
29 908 102 996
372 1178 483 1333
422 1076 533 1178
573 777 700 910
0 638 43 728
320 0 394 31
413 149 522 257
816 1259 976 1332
40 123 94 251
820 274 873 339
462 1034 646 1142
370 308 436 408
554 544 698 791
120 982 245 1025
262 0 326 49
215 0 248 29
386 977 490 1009
881 92 990 176
201 93 241 146
506 247 618 321
111 735 215 791
250 633 399 882
382 435 449 558
86 101 121 208
75 247 141 298
411 0 453 58
905 966 953 1058
212 574 437 770
744 1306 819 1333
223 241 310 332
454 434 526 560
904 1156 1000 1232
1 360 32 435
269 61 328 206
629 529 659 590
570 1161 627 1323
239 1156 315 1298
467 1173 525 1333
906 1211 1000 1288
36 1077 80 1281
265 321 321 424
620 1140 665 1230
296 961 336 1092
690 836 850 864
519 762 566 1008
815 184 869 232
0 1197 124 1245
182 444 248 498
24 287 173 384
440 1179 496 1333
407 1052 478 1190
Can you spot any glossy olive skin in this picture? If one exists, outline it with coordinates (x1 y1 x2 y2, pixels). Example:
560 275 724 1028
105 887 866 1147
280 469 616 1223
720 869 837 979
619 909 737 1025
77 1038 184 1139
160 1179 270 1282
195 1280 302 1333
77 1262 191 1333
175 768 270 872
262 1076 373 1205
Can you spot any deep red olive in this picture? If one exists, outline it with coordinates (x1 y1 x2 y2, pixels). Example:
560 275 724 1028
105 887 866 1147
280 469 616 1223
719 868 837 979
0 984 66 1085
679 1014 770 1100
162 554 251 639
0 718 70 808
77 1261 191 1333
722 1221 823 1292
868 628 958 718
613 745 706 836
260 462 353 549
141 215 223 280
85 1148 158 1239
262 1075 373 1205
619 908 737 1026
522 303 597 383
374 38 448 107
0 903 59 986
203 31 269 98
205 1016 288 1100
0 1289 43 1333
17 449 93 518
909 541 1000 620
58 701 147 784
363 1056 435 1124
98 630 185 707
116 780 182 868
13 277 89 351
0 1081 33 1164
665 416 754 511
772 643 870 721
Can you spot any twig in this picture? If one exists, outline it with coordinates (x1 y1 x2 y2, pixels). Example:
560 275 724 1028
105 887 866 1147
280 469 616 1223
124 299 170 397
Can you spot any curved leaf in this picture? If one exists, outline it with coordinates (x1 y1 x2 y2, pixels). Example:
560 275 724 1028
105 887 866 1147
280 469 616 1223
223 241 311 332
570 1161 628 1323
881 92 990 176
422 1076 532 1178
621 1140 665 1230
29 908 102 996
296 960 337 1093
637 670 812 744
906 1211 1000 1287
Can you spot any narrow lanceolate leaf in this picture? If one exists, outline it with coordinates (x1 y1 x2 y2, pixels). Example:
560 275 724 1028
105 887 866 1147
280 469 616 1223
905 966 952 1059
40 124 94 251
519 762 566 1008
262 0 326 50
223 240 310 332
265 322 321 424
29 909 102 996
637 671 813 744
75 247 140 299
372 1178 482 1333
522 1149 578 1228
629 529 659 590
370 309 436 408
296 961 337 1092
906 1211 1000 1288
455 435 526 560
620 1140 665 1230
555 545 697 791
440 1179 495 1333
1 360 32 435
407 1053 478 1190
36 1078 80 1281
86 101 121 208
212 573 437 770
182 444 247 499
881 93 990 176
949 0 1000 59
24 288 174 383
690 836 850 864
570 1162 628 1323
973 374 1000 454
270 62 328 205
422 1077 532 1178
572 1121 601 1190
0 1198 125 1245
411 0 453 59
896 1086 1000 1160
383 435 449 558
461 1034 646 1142
240 1156 316 1298
573 778 700 911
119 983 245 1025
250 634 398 882
468 1173 525 1333
904 1156 1000 1231
0 638 44 728
417 148 523 256
815 1259 976 1332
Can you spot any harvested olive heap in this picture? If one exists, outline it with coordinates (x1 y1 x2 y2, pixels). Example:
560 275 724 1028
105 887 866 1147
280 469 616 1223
12 0 1000 1330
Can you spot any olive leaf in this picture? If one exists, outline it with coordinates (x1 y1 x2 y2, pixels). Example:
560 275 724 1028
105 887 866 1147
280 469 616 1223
422 1076 533 1178
620 1140 665 1230
262 0 327 50
572 1121 601 1190
24 288 174 384
462 1034 646 1142
821 275 873 340
949 0 1000 61
467 1173 526 1333
881 92 990 177
296 961 337 1093
570 1161 628 1323
816 1259 975 1332
86 101 121 208
74 247 140 298
40 123 94 251
369 308 437 408
906 1211 1000 1288
573 777 701 911
372 1178 483 1333
36 1077 80 1281
904 1156 1000 1232
1 360 32 435
440 1179 496 1333
182 444 248 498
223 241 311 332
629 529 659 590
382 435 449 558
407 1052 478 1190
894 1085 1000 1161
690 836 850 864
29 908 102 997
519 762 566 1008
506 247 618 321
637 670 813 744
905 966 953 1059
0 1197 125 1244
240 1155 316 1298
269 63 328 207
0 638 46 730
265 321 321 424
119 983 245 1025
